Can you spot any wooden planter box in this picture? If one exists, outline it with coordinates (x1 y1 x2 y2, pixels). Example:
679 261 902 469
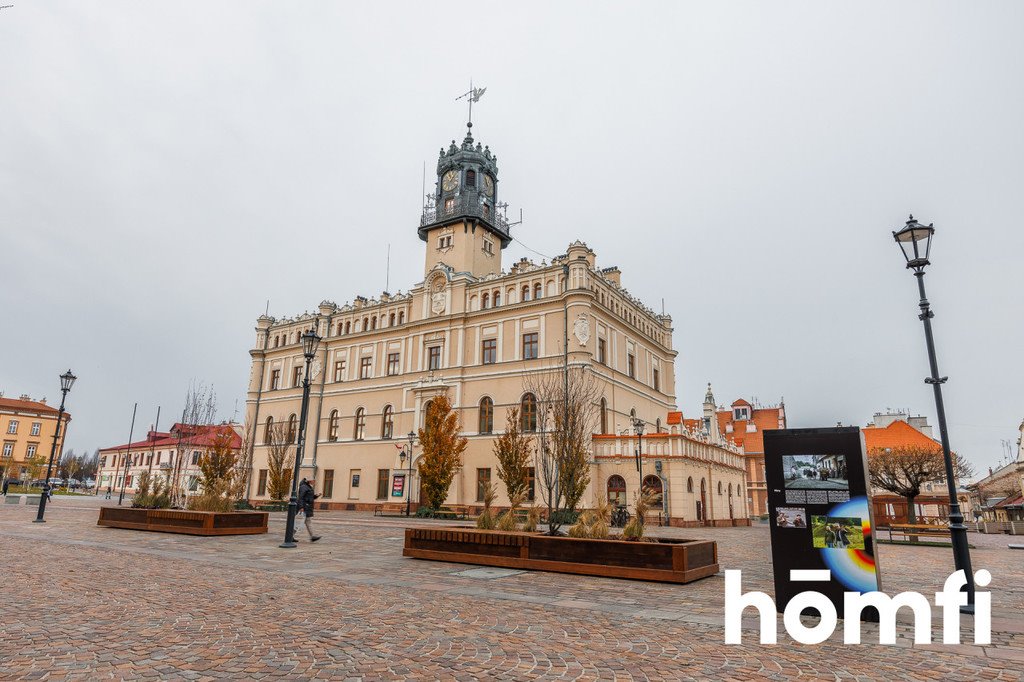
403 528 719 583
97 507 269 536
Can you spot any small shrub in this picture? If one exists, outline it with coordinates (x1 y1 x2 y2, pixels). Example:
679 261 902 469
522 505 542 533
131 472 172 509
495 492 526 531
415 506 435 518
476 483 498 530
548 509 579 526
622 487 659 541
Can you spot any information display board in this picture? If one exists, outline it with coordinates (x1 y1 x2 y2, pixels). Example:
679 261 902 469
763 427 881 617
391 474 405 498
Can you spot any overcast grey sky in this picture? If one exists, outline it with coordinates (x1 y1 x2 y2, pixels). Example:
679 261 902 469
2 2 1022 476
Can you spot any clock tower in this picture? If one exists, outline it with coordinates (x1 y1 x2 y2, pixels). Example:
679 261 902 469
419 123 511 278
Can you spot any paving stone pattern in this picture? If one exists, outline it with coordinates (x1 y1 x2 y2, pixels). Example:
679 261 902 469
1 497 1023 681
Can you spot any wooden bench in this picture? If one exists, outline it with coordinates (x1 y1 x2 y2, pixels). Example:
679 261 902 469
374 503 406 517
886 523 950 543
434 505 470 520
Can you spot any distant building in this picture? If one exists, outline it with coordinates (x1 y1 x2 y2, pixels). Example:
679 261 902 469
862 411 970 524
0 395 72 483
968 419 1024 522
96 423 242 496
709 387 786 518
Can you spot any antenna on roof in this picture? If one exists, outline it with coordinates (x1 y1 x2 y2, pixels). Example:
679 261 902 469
265 300 270 316
385 243 391 294
154 406 161 434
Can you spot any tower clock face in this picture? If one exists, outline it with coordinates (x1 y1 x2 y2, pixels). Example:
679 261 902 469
482 175 494 197
442 170 459 191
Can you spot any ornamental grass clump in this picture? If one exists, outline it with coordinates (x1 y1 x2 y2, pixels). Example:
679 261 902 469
495 492 527 531
567 498 611 539
475 483 498 530
522 504 542 533
622 487 659 541
131 471 172 509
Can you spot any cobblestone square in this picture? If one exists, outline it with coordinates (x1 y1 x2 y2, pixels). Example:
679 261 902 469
2 497 1022 681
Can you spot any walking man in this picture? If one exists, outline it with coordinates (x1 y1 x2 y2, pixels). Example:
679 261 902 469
297 476 322 543
2 478 9 497
104 485 112 500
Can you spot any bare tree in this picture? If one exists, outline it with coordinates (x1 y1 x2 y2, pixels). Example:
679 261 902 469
266 423 294 502
168 382 218 507
868 445 974 525
523 363 601 534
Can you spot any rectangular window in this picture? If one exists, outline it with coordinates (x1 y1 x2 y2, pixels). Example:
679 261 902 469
270 369 281 390
26 444 37 458
257 469 268 496
293 366 302 387
191 451 201 465
482 239 494 255
387 352 400 376
30 422 41 436
627 353 636 379
476 467 491 503
376 469 389 500
2 442 13 458
481 338 497 365
428 346 441 371
323 469 335 499
334 360 345 382
653 368 660 392
597 338 606 364
360 357 372 379
522 333 539 360
6 420 17 435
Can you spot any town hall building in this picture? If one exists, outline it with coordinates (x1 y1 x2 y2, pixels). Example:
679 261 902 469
243 121 748 526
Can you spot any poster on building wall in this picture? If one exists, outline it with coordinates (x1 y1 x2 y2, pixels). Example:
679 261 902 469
763 427 881 618
391 474 405 497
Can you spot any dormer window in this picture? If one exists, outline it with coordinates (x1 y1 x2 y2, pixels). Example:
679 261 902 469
734 407 750 420
438 235 453 250
482 238 494 255
466 169 476 188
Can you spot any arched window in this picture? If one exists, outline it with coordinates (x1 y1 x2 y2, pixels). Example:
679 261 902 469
354 408 366 441
328 410 339 441
398 311 404 324
718 481 723 495
629 408 636 421
274 336 280 348
520 393 537 432
607 475 627 507
729 483 733 497
701 478 706 493
381 405 394 439
687 476 694 493
599 398 608 434
287 414 297 444
643 474 663 510
655 418 662 434
482 292 489 309
264 416 274 445
493 290 501 306
478 397 493 434
466 169 476 187
521 285 530 302
345 321 351 334
371 316 377 330
533 282 542 300
389 313 395 326
507 287 515 303
422 399 434 431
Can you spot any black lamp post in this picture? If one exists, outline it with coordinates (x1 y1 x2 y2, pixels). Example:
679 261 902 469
34 369 76 523
280 328 321 548
402 430 417 516
632 416 645 491
893 215 976 611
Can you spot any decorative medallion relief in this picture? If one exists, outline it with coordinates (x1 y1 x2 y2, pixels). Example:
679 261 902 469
429 274 447 316
573 313 590 347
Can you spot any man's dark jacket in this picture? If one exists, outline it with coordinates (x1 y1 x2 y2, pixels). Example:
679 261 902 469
299 480 316 516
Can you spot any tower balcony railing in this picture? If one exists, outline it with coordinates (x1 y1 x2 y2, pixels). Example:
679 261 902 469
420 191 510 238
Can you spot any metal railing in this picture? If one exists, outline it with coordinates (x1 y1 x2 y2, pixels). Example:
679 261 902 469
421 192 510 236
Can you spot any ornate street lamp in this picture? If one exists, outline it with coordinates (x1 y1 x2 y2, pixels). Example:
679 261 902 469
893 215 976 611
35 369 76 523
632 415 646 491
402 430 417 516
280 328 321 548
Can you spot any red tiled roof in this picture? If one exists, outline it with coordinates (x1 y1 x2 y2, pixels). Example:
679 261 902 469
100 424 240 453
0 397 71 420
667 411 682 425
993 494 1023 509
715 404 785 455
862 420 940 452
731 398 752 407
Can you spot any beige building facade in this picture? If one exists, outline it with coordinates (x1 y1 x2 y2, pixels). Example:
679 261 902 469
244 123 747 525
1 395 71 483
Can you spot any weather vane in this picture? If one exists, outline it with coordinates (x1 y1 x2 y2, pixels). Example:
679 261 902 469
456 80 486 127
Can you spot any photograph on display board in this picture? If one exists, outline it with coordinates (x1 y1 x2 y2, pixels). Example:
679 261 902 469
774 507 807 528
811 515 865 550
782 454 849 490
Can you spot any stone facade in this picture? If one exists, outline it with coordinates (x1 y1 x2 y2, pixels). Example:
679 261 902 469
242 124 747 525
